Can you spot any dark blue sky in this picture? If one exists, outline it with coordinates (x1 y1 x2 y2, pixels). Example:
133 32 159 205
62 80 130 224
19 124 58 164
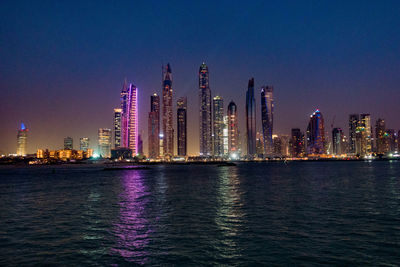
1 0 400 154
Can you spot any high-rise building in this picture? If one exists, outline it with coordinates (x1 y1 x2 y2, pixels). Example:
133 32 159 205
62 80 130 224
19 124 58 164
64 137 73 150
223 116 229 156
120 79 129 146
306 109 325 155
213 95 224 157
227 101 238 157
120 81 139 154
148 93 160 158
16 123 28 156
79 137 89 152
113 108 122 148
280 135 290 156
348 114 359 154
138 134 143 155
246 78 256 156
256 132 264 156
290 128 304 158
98 128 111 158
199 62 212 156
273 135 282 155
332 128 344 155
355 114 372 156
375 118 386 154
177 97 187 156
261 86 274 155
386 129 397 153
162 64 174 157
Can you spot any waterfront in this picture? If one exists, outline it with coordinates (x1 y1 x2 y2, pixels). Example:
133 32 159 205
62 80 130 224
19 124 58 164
1 162 400 265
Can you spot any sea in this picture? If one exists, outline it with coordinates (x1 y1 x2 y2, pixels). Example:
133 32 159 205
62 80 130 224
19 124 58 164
1 161 400 265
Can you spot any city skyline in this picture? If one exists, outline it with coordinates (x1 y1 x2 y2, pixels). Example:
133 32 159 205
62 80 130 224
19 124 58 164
1 1 400 155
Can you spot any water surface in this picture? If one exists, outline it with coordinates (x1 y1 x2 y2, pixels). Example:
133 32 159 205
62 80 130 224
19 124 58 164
1 162 400 265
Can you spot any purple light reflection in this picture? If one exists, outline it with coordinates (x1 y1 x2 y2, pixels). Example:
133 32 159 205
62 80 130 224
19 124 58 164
111 171 152 264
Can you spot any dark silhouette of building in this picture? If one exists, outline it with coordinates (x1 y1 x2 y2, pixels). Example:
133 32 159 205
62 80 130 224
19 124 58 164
246 78 256 156
177 97 187 156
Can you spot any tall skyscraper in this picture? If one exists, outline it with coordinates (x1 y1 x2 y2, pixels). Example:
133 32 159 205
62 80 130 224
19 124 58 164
120 79 129 146
348 114 359 154
355 114 372 156
213 95 224 157
199 62 212 156
120 82 138 154
332 128 344 155
98 128 111 158
223 116 229 156
64 137 73 150
113 108 122 148
177 97 187 156
306 109 325 155
162 64 174 157
227 101 238 157
79 137 89 152
261 86 274 155
290 128 304 158
246 78 256 156
16 123 28 156
375 118 386 154
148 93 160 158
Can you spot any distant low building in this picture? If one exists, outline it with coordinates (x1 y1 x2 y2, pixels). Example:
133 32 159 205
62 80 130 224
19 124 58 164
64 137 73 150
111 148 133 160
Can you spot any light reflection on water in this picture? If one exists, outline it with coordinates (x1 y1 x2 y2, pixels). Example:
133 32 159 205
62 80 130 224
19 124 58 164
111 170 152 264
215 167 244 259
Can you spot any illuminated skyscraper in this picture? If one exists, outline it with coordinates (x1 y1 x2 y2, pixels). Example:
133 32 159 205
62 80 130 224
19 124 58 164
177 97 187 156
375 118 386 154
223 116 229 156
120 79 129 146
162 64 174 157
355 114 372 156
199 62 212 156
246 78 256 156
306 109 325 155
113 108 122 148
332 128 344 155
227 101 238 157
290 128 304 157
16 123 28 156
148 93 160 158
120 82 138 154
98 128 111 158
348 114 359 154
261 86 274 155
64 137 73 150
213 95 224 157
79 137 89 152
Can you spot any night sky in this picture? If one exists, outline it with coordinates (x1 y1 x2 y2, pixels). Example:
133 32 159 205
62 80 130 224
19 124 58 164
1 0 400 155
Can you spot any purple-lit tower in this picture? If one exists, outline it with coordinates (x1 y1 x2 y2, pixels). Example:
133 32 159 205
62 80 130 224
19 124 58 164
120 80 138 154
